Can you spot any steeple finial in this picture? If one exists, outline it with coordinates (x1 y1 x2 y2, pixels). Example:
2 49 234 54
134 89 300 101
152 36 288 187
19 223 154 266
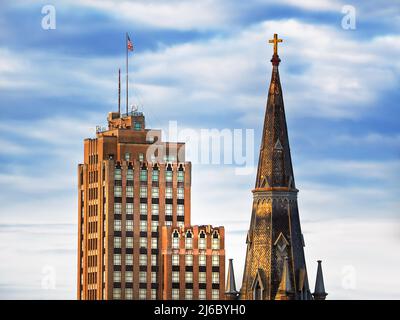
313 260 328 300
225 259 239 300
268 33 283 66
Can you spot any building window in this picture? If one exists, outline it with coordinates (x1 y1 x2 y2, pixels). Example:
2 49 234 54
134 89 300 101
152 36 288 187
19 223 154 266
185 231 193 249
114 203 122 215
212 272 219 284
113 288 121 300
151 187 159 198
185 289 193 300
177 170 184 182
139 254 147 266
126 203 134 215
114 186 122 197
113 271 121 282
177 221 184 228
140 186 147 198
212 232 220 250
199 289 206 300
140 220 147 232
172 254 179 266
151 238 158 249
185 272 193 283
172 271 179 283
114 237 121 248
125 288 133 300
139 271 147 283
126 237 133 248
126 220 134 231
139 289 146 300
134 122 142 131
199 272 206 283
165 187 173 199
127 169 134 180
140 169 147 181
151 221 158 232
126 186 134 197
139 153 144 162
212 254 219 266
172 230 180 249
114 168 122 180
198 231 206 249
113 254 121 265
151 204 159 215
140 237 147 248
165 204 173 216
172 289 179 300
212 289 219 300
165 170 173 182
114 220 121 231
124 152 131 161
126 254 133 265
165 221 172 227
177 187 184 199
185 254 193 266
151 254 157 266
152 170 159 181
140 203 147 214
199 254 206 266
151 272 157 283
125 271 133 282
151 289 157 300
177 205 184 216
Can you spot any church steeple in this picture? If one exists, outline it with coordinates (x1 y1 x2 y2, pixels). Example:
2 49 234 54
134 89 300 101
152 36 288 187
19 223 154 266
240 34 310 300
255 33 295 190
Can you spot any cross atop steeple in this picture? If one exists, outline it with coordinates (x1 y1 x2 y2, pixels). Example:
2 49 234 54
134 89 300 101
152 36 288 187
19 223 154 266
268 33 283 56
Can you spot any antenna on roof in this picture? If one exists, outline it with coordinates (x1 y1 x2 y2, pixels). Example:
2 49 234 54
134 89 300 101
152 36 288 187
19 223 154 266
118 68 121 115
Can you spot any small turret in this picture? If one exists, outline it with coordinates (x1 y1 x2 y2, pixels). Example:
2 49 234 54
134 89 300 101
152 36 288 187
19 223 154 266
312 260 328 300
275 256 294 300
225 259 239 300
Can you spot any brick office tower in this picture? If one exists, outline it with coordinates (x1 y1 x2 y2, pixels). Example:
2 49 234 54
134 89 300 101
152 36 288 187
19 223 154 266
161 225 225 300
78 110 225 300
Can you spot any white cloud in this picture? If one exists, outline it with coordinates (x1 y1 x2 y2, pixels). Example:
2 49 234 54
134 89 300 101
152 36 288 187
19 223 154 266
2 18 399 123
87 0 231 30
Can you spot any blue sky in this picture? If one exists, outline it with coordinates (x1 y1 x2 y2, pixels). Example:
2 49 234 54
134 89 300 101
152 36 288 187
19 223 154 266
0 0 399 299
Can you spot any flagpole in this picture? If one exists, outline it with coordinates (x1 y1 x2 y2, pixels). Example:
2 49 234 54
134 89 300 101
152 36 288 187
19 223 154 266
118 68 121 115
126 33 128 115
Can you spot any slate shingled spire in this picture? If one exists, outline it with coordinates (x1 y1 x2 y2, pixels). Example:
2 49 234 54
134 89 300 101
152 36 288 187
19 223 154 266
240 34 311 300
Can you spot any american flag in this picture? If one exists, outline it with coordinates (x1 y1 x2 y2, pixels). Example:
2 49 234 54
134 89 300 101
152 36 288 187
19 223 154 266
127 35 134 51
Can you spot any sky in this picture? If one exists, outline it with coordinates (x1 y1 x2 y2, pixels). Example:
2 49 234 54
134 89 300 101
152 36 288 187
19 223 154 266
0 0 399 299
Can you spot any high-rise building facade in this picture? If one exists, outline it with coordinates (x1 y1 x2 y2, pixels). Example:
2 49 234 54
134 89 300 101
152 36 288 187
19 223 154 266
161 225 225 300
78 110 225 300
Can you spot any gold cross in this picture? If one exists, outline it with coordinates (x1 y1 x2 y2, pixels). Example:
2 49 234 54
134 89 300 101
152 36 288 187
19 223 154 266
268 33 283 55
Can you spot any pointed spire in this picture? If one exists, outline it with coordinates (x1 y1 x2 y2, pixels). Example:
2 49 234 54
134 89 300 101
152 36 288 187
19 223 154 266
225 259 239 300
275 256 294 300
255 34 296 191
313 260 328 300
